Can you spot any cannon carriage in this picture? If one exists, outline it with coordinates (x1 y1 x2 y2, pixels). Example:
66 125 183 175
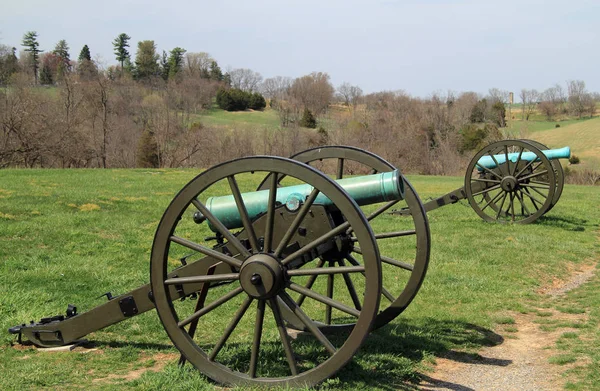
8 139 569 387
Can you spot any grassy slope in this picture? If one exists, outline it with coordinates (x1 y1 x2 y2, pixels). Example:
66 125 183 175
529 117 600 171
194 107 281 128
0 169 598 390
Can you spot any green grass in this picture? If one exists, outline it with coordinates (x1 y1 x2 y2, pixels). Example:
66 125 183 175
0 169 598 390
193 107 281 128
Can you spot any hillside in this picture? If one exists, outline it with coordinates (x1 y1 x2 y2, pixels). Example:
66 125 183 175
530 117 600 170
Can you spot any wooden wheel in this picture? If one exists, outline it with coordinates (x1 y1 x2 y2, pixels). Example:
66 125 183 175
465 140 556 224
258 146 430 330
150 156 382 387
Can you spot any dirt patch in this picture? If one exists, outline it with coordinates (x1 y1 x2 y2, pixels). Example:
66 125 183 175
537 262 597 297
420 264 595 391
420 310 585 391
91 352 179 383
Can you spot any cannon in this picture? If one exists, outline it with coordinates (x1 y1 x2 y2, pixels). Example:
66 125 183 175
9 155 431 388
389 139 570 224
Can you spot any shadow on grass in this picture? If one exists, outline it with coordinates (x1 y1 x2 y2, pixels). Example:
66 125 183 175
331 317 506 390
533 214 593 231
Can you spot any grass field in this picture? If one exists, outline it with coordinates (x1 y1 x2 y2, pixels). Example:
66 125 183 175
0 169 598 390
528 117 600 171
194 107 281 128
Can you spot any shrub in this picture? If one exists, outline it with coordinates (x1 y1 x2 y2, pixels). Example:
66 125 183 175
249 92 266 110
555 123 561 128
216 88 267 111
569 155 580 165
299 108 317 128
137 130 159 168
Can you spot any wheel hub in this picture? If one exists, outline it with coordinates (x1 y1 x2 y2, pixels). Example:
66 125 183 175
239 254 285 299
501 176 518 192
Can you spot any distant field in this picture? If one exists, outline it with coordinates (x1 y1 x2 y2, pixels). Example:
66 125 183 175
194 107 281 128
529 117 600 171
506 117 595 135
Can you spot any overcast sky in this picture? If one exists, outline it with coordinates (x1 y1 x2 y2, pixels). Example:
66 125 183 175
1 0 598 96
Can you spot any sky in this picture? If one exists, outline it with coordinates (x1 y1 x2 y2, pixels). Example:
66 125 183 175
1 0 598 96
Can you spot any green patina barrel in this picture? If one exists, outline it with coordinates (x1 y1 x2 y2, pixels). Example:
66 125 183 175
203 170 404 230
477 146 570 170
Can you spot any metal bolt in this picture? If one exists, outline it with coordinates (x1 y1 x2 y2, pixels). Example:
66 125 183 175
250 273 262 285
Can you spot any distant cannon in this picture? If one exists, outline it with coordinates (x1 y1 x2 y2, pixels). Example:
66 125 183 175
390 139 570 224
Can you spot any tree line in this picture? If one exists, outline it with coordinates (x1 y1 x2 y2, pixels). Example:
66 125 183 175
0 30 598 174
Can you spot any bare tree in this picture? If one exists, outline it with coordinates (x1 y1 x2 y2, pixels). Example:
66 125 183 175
260 76 292 100
488 88 509 104
337 82 363 109
228 68 263 92
519 89 538 120
567 80 587 118
289 72 334 114
184 52 213 78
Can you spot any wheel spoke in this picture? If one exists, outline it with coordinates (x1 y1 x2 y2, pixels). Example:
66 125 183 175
170 236 242 269
274 188 320 258
372 230 416 240
269 297 298 375
338 258 362 310
509 192 516 221
263 173 278 253
288 282 360 318
281 221 350 266
520 182 550 190
515 191 531 216
472 177 501 184
336 158 344 179
326 265 334 324
495 192 508 219
209 296 253 361
480 191 504 212
287 265 365 276
518 170 549 182
191 199 250 258
248 299 265 378
353 247 413 271
471 183 501 197
514 158 536 178
476 163 503 180
503 145 511 177
178 286 243 328
348 199 400 235
279 292 336 355
488 152 505 177
511 147 525 176
296 259 325 307
164 273 239 285
522 188 540 211
521 187 545 205
227 175 260 253
346 254 394 303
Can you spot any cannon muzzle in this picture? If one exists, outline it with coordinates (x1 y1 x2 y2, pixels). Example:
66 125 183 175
200 170 404 230
476 146 570 170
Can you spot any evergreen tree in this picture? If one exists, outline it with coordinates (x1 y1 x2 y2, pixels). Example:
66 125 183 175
21 31 42 84
209 60 223 81
160 50 170 81
53 39 71 79
134 40 160 81
167 47 186 80
299 108 317 128
0 46 20 85
39 62 53 85
78 44 92 61
112 33 131 76
78 45 96 79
